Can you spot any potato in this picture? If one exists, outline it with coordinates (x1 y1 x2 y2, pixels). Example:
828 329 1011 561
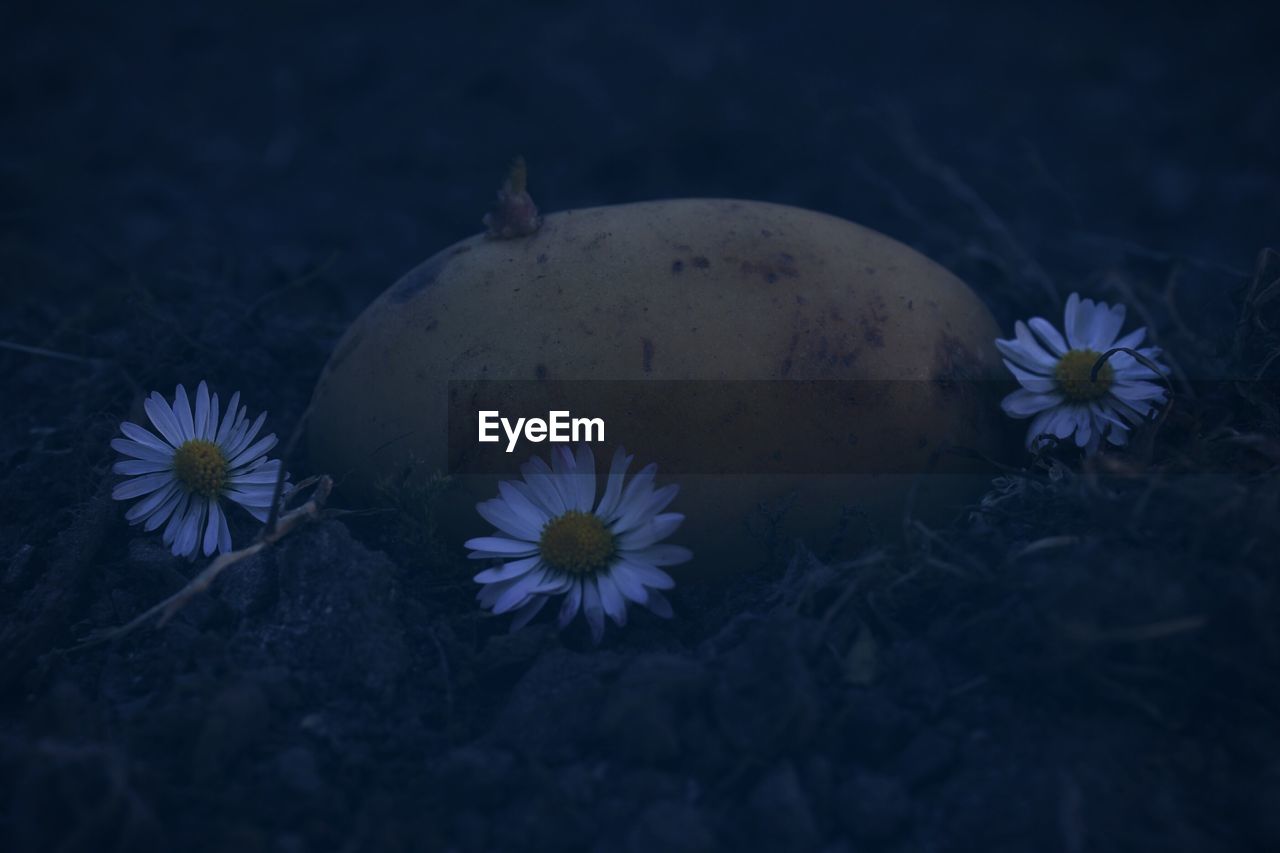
308 199 1009 567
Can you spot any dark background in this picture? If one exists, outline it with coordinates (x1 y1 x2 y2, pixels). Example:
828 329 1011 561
2 2 1279 851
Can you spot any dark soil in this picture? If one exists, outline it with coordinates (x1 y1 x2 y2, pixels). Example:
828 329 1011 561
2 2 1279 851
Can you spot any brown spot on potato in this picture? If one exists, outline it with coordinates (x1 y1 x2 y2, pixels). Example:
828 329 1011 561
537 253 548 264
671 259 685 274
934 332 982 396
641 337 654 372
535 364 548 380
863 323 885 348
740 252 799 284
691 256 710 269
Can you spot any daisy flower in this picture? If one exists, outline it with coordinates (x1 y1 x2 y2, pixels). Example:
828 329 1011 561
996 293 1170 454
465 444 692 642
111 381 285 558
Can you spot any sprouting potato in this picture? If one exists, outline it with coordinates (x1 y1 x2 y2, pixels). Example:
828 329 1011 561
308 197 1010 567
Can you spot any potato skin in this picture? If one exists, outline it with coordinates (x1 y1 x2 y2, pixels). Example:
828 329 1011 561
309 199 1009 564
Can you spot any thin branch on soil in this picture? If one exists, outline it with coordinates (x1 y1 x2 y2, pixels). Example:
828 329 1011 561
75 475 333 647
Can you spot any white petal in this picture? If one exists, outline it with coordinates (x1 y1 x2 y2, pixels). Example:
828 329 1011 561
1002 360 1057 393
611 479 676 534
1064 293 1089 350
173 499 204 558
1112 380 1167 403
464 536 540 558
644 589 674 619
595 571 628 627
558 579 584 629
195 382 211 441
613 557 676 590
617 512 684 550
995 321 1058 373
112 471 175 500
1090 302 1126 350
593 446 633 520
216 505 233 553
227 433 278 469
143 394 185 448
120 421 174 453
172 384 196 441
202 500 224 557
113 458 172 476
214 392 241 444
498 480 552 530
510 595 549 632
142 486 184 532
493 568 561 614
1027 317 1068 357
607 564 651 604
111 437 174 463
582 577 606 643
163 493 191 545
223 412 267 459
1112 327 1147 351
125 481 179 522
1001 388 1064 418
474 555 543 584
477 497 544 541
572 444 597 512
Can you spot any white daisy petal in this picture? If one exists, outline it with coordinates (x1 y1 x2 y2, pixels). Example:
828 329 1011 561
1002 359 1058 393
582 577 606 643
120 421 173 454
173 499 204 558
195 382 211 441
613 557 676 590
474 555 542 584
142 486 184 532
465 536 541 558
593 446 634 520
202 500 224 557
558 579 584 628
498 480 551 530
996 321 1059 372
477 498 544 541
125 481 179 523
143 394 185 448
595 571 628 627
214 392 241 444
113 458 172 476
617 512 684 551
1090 303 1126 351
607 564 651 605
510 595 549 632
1064 293 1091 350
1027 317 1068 356
112 471 174 500
227 433 278 469
1001 388 1064 418
172 384 196 441
162 493 191 546
643 589 674 619
111 437 173 463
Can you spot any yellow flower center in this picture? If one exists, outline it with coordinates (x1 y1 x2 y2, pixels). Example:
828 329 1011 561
172 439 228 498
1054 349 1114 402
539 510 615 574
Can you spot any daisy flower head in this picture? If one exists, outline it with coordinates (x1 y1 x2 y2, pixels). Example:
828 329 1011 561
111 381 285 559
465 444 692 643
996 293 1170 454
